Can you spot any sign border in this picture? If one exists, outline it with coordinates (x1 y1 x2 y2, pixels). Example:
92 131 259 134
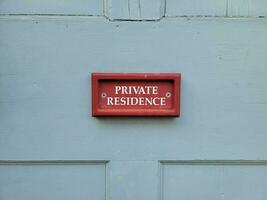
91 73 181 117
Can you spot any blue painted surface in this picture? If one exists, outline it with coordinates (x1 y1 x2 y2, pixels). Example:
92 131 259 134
1 0 266 18
0 0 103 15
105 0 164 20
162 162 267 200
0 1 267 199
166 0 226 17
0 162 106 200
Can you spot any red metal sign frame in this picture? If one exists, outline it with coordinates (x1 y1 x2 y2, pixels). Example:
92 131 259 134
91 73 181 117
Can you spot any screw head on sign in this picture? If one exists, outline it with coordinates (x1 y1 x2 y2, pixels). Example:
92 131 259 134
101 92 107 98
166 92 171 98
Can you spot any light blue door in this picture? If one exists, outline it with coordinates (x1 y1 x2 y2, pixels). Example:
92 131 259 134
1 0 267 199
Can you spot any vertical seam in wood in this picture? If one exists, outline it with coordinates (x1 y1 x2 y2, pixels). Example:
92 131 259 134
138 0 142 18
105 161 111 200
248 0 251 17
128 0 131 18
226 0 229 17
103 0 109 20
103 0 105 16
163 0 166 17
158 162 164 200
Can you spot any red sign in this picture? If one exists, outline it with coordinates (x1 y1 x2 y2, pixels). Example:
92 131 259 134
91 73 181 117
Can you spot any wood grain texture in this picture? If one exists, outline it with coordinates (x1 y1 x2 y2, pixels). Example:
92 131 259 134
0 0 103 15
104 0 164 20
165 0 267 17
165 0 227 17
228 0 267 17
0 0 266 18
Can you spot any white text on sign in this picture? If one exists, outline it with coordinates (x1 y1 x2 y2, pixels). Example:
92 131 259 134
106 86 167 106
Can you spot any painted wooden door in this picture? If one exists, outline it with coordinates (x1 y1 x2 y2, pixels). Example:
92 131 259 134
1 1 267 199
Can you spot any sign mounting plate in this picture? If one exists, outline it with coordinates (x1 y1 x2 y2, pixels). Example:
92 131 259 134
91 73 181 117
